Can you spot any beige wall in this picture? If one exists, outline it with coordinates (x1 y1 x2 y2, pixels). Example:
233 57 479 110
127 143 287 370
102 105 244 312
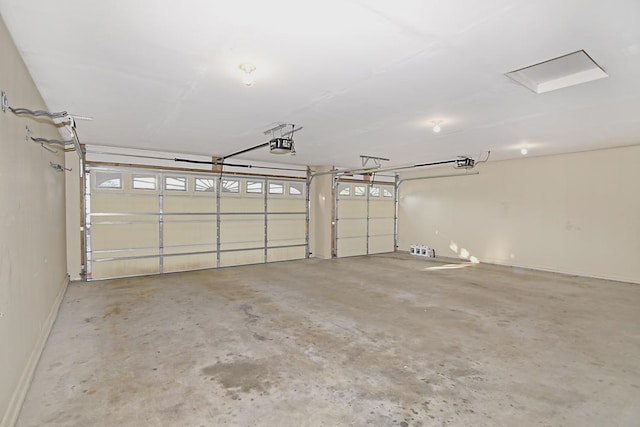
65 151 81 280
399 145 640 284
0 16 68 427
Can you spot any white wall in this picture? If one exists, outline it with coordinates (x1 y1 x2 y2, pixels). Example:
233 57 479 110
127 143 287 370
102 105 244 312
399 145 640 284
0 16 68 427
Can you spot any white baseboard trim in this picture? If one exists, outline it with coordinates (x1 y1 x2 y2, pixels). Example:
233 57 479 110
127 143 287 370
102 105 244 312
1 274 70 427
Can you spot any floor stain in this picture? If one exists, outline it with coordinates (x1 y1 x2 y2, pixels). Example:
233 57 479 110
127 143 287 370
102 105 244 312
201 360 274 394
103 306 121 317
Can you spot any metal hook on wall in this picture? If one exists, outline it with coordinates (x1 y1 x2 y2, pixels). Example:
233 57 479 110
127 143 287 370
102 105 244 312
3 91 86 161
30 136 75 147
1 92 67 119
40 143 59 155
49 162 72 172
25 126 62 155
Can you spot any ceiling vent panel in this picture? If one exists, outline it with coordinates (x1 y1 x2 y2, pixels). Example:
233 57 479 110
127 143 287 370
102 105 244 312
506 50 608 94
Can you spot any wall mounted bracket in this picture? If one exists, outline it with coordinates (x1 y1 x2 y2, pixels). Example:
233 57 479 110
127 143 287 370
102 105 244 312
1 91 7 112
49 162 71 172
360 155 390 168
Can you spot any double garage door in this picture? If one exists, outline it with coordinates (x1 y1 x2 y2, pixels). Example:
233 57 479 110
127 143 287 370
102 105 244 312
85 166 307 280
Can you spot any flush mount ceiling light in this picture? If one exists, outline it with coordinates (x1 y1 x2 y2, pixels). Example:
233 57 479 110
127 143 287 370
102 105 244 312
506 50 608 94
238 63 256 86
432 120 442 133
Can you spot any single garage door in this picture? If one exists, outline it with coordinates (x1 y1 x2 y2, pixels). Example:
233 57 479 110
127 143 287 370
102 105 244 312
334 180 396 257
85 166 307 280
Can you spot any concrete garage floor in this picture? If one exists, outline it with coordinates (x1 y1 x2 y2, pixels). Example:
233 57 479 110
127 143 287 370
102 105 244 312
16 254 640 426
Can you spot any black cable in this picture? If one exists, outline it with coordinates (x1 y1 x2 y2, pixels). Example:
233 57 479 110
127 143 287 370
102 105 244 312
173 158 306 172
414 159 457 168
220 142 269 161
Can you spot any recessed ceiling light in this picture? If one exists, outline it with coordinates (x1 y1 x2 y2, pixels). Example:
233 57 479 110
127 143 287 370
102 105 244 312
238 63 256 86
432 120 442 133
506 50 607 94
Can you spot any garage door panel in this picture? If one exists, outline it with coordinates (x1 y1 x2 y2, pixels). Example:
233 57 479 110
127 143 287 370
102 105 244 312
91 195 157 213
91 258 159 280
164 196 215 213
338 199 367 218
370 218 395 235
370 201 395 216
220 198 263 212
268 216 306 241
220 219 264 243
163 253 216 273
164 222 216 246
268 237 306 247
92 248 159 258
268 198 305 213
267 246 306 262
91 223 158 250
369 235 394 254
337 218 367 238
220 249 264 267
92 214 157 223
337 238 367 258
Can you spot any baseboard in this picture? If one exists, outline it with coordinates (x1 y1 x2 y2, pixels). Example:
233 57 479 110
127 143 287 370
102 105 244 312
1 274 70 427
399 251 639 285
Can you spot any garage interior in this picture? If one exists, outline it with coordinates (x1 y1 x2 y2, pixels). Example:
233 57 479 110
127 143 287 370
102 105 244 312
1 1 639 426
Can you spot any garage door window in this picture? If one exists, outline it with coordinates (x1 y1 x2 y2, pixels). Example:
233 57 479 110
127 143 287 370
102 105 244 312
289 182 303 196
338 183 350 196
132 174 157 190
95 171 122 189
269 182 284 195
246 181 264 194
195 178 216 192
165 176 187 191
222 179 240 193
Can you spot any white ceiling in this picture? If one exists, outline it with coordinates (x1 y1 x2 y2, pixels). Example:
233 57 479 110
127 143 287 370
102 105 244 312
1 0 639 168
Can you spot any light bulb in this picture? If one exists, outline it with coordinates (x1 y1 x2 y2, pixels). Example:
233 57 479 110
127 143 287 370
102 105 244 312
433 124 441 133
520 148 528 155
238 63 256 87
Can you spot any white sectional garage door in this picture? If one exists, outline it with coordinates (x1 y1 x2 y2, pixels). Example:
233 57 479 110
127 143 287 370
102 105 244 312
85 166 307 280
335 180 396 257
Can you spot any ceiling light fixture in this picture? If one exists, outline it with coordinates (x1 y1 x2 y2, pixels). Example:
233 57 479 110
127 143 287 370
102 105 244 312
238 63 256 86
432 120 442 133
520 147 528 155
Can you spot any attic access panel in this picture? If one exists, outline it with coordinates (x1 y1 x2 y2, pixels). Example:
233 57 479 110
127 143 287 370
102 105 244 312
506 50 608 94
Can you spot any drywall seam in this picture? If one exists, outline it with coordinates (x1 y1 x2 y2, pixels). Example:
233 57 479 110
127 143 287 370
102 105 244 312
0 274 70 427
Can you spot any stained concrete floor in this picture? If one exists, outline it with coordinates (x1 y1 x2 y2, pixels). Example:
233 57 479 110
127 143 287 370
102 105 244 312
16 254 640 426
